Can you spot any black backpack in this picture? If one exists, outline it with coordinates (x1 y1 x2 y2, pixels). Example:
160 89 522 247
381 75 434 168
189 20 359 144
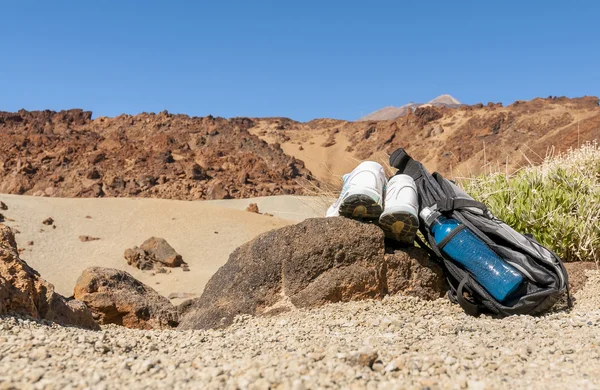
390 148 571 316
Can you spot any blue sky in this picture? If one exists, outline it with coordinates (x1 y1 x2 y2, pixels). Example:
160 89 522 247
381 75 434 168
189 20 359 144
1 1 598 121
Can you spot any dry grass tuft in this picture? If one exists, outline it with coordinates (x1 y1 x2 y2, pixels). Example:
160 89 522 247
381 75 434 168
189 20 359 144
461 141 600 264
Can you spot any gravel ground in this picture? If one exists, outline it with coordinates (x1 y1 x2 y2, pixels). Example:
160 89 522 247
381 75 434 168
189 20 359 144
1 272 600 390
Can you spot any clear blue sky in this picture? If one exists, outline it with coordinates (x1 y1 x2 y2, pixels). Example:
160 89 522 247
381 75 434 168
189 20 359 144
1 1 598 121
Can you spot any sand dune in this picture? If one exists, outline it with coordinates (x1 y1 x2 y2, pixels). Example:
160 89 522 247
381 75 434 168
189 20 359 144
0 194 328 303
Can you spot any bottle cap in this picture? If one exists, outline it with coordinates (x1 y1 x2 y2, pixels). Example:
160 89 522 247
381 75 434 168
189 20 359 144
420 207 441 228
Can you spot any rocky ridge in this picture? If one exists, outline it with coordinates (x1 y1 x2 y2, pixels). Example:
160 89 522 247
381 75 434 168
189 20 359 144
0 110 312 200
1 96 598 199
253 96 600 180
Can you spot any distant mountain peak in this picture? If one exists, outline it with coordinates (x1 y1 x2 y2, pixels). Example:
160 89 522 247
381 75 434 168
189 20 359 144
358 94 462 121
428 94 461 105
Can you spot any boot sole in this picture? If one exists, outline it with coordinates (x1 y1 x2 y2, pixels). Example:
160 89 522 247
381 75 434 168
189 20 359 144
379 211 419 244
338 194 383 220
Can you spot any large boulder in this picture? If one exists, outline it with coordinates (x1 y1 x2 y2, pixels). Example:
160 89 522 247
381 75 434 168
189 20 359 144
178 217 445 330
0 224 98 329
73 267 179 330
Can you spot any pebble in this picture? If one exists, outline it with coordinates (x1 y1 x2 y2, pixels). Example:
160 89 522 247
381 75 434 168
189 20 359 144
0 272 599 388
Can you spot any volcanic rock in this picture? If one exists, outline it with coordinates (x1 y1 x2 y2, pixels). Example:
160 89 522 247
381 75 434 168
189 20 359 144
0 224 98 329
178 217 445 330
79 235 100 242
124 247 154 270
73 267 178 329
0 110 312 200
140 237 183 267
384 247 445 301
246 203 259 213
87 151 106 165
168 292 197 300
124 237 184 270
207 180 229 200
186 163 209 181
86 168 101 180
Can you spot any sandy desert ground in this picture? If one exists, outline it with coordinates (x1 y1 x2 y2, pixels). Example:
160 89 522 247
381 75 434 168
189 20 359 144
0 194 328 303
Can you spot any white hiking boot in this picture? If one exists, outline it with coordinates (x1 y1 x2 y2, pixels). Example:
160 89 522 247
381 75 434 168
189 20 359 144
378 174 419 244
326 161 386 219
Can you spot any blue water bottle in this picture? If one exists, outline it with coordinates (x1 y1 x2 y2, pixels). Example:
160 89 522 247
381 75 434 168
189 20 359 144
420 207 524 302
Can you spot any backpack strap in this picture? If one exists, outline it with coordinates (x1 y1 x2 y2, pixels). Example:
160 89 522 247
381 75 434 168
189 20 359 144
389 148 424 180
456 276 481 317
434 198 488 213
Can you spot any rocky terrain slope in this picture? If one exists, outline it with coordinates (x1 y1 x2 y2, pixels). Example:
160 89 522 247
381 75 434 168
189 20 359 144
253 96 600 183
0 110 312 200
1 96 598 199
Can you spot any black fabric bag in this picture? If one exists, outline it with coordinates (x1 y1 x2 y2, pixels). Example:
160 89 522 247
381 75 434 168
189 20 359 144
390 148 570 316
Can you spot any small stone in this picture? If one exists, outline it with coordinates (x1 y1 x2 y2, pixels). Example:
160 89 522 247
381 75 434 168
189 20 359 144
291 379 306 390
42 217 54 225
79 235 100 242
88 151 106 165
30 347 49 360
26 368 45 383
168 292 196 300
444 356 457 365
94 341 110 354
357 347 378 368
246 203 260 214
385 361 400 372
467 380 486 390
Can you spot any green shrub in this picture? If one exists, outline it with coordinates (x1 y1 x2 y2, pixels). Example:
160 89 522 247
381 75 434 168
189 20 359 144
461 141 600 264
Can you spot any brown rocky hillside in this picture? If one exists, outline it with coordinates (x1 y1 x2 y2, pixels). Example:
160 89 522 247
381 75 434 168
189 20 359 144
0 110 312 199
252 96 600 184
1 96 598 199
